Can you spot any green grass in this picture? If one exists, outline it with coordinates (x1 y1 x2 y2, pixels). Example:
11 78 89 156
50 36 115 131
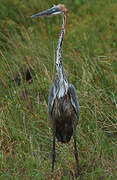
0 0 117 179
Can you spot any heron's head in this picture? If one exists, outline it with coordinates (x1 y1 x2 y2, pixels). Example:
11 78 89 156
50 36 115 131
31 4 68 33
31 4 68 18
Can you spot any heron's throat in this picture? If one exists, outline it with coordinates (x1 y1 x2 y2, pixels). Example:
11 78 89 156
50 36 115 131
56 14 66 77
55 15 68 98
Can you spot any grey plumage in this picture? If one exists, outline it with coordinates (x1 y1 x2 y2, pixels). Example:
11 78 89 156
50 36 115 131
48 83 79 143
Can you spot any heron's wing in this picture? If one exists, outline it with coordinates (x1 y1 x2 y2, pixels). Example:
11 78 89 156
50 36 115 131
68 84 80 121
48 85 56 119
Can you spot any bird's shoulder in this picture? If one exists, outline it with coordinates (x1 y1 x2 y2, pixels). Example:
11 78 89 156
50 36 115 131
48 84 56 119
68 84 80 120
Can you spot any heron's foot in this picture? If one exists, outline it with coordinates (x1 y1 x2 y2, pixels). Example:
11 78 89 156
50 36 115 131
75 167 82 179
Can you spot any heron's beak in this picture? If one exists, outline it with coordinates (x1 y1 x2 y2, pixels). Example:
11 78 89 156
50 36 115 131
31 6 61 18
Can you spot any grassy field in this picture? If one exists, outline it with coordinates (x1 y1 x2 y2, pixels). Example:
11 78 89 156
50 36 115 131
0 0 117 179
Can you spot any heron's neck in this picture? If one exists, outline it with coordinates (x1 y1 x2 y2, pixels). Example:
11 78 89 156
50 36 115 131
56 16 66 80
55 16 69 98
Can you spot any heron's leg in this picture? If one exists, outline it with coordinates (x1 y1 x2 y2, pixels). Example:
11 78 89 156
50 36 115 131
52 128 56 172
73 125 80 176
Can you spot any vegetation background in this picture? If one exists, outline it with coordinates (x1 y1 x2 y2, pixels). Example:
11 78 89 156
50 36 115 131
0 0 117 179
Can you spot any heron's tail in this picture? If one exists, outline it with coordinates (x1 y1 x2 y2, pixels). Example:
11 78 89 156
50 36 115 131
56 129 73 143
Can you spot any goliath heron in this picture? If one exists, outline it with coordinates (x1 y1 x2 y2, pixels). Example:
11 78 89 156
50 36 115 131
31 4 80 175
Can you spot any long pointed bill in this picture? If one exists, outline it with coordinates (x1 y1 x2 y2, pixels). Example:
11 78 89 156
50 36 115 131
31 6 61 18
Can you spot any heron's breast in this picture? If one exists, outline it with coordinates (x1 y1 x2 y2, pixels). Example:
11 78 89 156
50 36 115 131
52 94 75 121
